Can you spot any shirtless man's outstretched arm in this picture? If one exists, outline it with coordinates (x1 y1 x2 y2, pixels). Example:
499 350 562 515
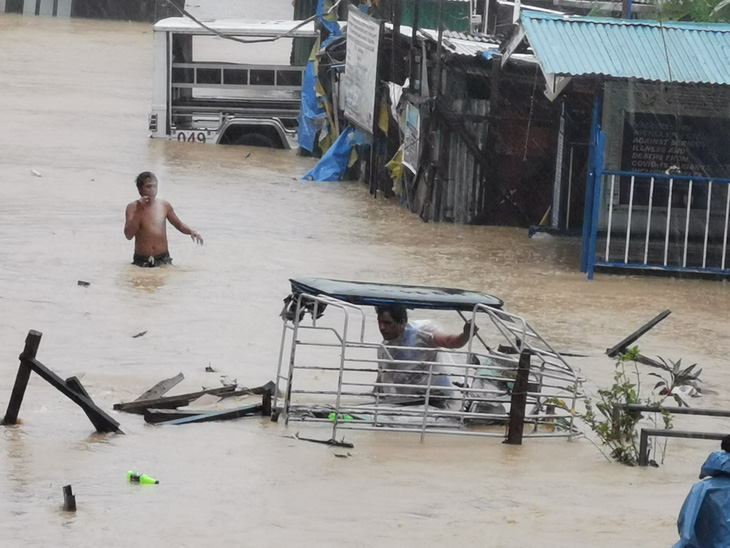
167 205 203 244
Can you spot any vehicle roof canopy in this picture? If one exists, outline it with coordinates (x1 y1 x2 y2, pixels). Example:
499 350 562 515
290 277 504 311
153 18 320 37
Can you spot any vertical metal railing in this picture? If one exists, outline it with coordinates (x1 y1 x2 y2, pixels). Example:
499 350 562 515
664 177 673 267
605 174 615 261
682 179 693 267
589 171 730 276
643 177 655 264
624 175 635 263
703 181 712 268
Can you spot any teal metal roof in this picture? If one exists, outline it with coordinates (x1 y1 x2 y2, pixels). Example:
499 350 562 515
521 11 730 85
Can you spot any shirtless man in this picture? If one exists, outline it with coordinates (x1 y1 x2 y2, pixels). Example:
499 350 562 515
124 171 203 267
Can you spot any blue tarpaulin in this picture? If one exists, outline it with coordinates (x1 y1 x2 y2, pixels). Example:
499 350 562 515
302 127 355 182
297 60 325 153
297 1 343 152
673 450 730 548
318 0 342 45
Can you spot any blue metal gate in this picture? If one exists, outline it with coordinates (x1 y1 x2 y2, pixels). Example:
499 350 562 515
581 105 730 279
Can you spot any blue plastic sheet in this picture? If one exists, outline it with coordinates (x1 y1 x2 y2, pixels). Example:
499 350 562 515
302 127 354 182
297 60 325 153
297 1 342 152
317 0 342 47
673 451 730 548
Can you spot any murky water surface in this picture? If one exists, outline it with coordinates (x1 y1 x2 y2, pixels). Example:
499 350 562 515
1 12 730 548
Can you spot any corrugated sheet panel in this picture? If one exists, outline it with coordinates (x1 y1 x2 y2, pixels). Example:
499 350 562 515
418 28 500 57
521 11 730 85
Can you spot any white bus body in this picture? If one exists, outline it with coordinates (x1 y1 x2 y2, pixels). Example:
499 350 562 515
150 18 319 148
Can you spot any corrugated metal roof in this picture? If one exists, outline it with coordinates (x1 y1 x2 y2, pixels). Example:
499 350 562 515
419 28 500 57
521 11 730 85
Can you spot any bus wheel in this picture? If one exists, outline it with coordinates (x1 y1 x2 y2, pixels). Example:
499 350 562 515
233 132 279 148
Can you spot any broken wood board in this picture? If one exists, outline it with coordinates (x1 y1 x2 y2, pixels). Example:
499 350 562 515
144 408 206 424
157 403 263 425
134 372 184 401
217 380 276 400
26 359 121 432
114 385 236 414
3 331 122 434
606 310 671 357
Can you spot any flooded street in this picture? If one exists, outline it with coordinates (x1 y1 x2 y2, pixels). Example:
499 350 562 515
2 13 730 548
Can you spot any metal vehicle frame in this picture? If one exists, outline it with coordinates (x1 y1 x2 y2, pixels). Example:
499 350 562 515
274 278 584 442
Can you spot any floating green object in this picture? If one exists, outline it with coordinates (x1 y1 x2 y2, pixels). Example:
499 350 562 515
328 413 353 422
127 471 159 485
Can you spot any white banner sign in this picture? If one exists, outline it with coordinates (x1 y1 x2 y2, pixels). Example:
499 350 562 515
403 103 421 173
343 6 382 133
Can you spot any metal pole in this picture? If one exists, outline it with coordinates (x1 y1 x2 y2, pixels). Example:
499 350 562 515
410 0 420 92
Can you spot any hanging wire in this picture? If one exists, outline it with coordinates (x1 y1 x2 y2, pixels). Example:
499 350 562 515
161 0 344 45
522 63 539 161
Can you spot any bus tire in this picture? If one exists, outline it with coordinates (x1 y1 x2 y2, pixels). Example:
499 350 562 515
233 132 280 148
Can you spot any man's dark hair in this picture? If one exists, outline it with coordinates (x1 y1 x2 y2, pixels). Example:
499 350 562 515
721 434 730 453
375 304 408 325
136 171 157 190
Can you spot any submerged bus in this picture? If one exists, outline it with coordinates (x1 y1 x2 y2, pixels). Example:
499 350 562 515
149 17 318 148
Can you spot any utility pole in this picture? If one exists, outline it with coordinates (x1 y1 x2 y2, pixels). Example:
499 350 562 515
621 0 632 19
432 0 446 221
392 0 402 82
409 0 420 92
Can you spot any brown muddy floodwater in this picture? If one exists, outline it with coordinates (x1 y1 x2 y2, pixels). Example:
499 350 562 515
1 14 730 548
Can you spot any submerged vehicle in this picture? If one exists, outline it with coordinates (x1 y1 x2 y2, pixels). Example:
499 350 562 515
274 277 584 441
149 17 318 148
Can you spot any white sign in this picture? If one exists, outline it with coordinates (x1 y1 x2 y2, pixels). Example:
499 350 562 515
403 103 421 173
343 6 382 133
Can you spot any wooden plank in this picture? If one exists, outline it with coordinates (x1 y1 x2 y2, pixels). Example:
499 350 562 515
262 388 272 417
157 403 263 425
66 376 114 433
2 330 42 425
143 409 206 424
606 309 671 357
217 380 276 400
22 357 122 433
134 372 184 401
113 385 237 414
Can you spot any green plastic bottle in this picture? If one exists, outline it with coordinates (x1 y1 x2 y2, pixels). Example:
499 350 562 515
127 471 159 485
328 412 354 422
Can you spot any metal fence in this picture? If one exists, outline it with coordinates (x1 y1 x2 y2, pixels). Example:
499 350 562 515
594 170 730 275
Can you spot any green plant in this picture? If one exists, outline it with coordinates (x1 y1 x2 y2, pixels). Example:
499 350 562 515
659 0 730 23
582 346 646 465
647 357 702 407
547 348 703 466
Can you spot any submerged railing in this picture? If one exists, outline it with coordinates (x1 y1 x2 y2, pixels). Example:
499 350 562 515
595 170 730 275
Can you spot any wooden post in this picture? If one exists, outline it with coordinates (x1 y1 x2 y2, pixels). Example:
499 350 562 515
3 330 42 425
486 0 498 35
62 485 76 512
262 388 272 417
504 350 531 445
